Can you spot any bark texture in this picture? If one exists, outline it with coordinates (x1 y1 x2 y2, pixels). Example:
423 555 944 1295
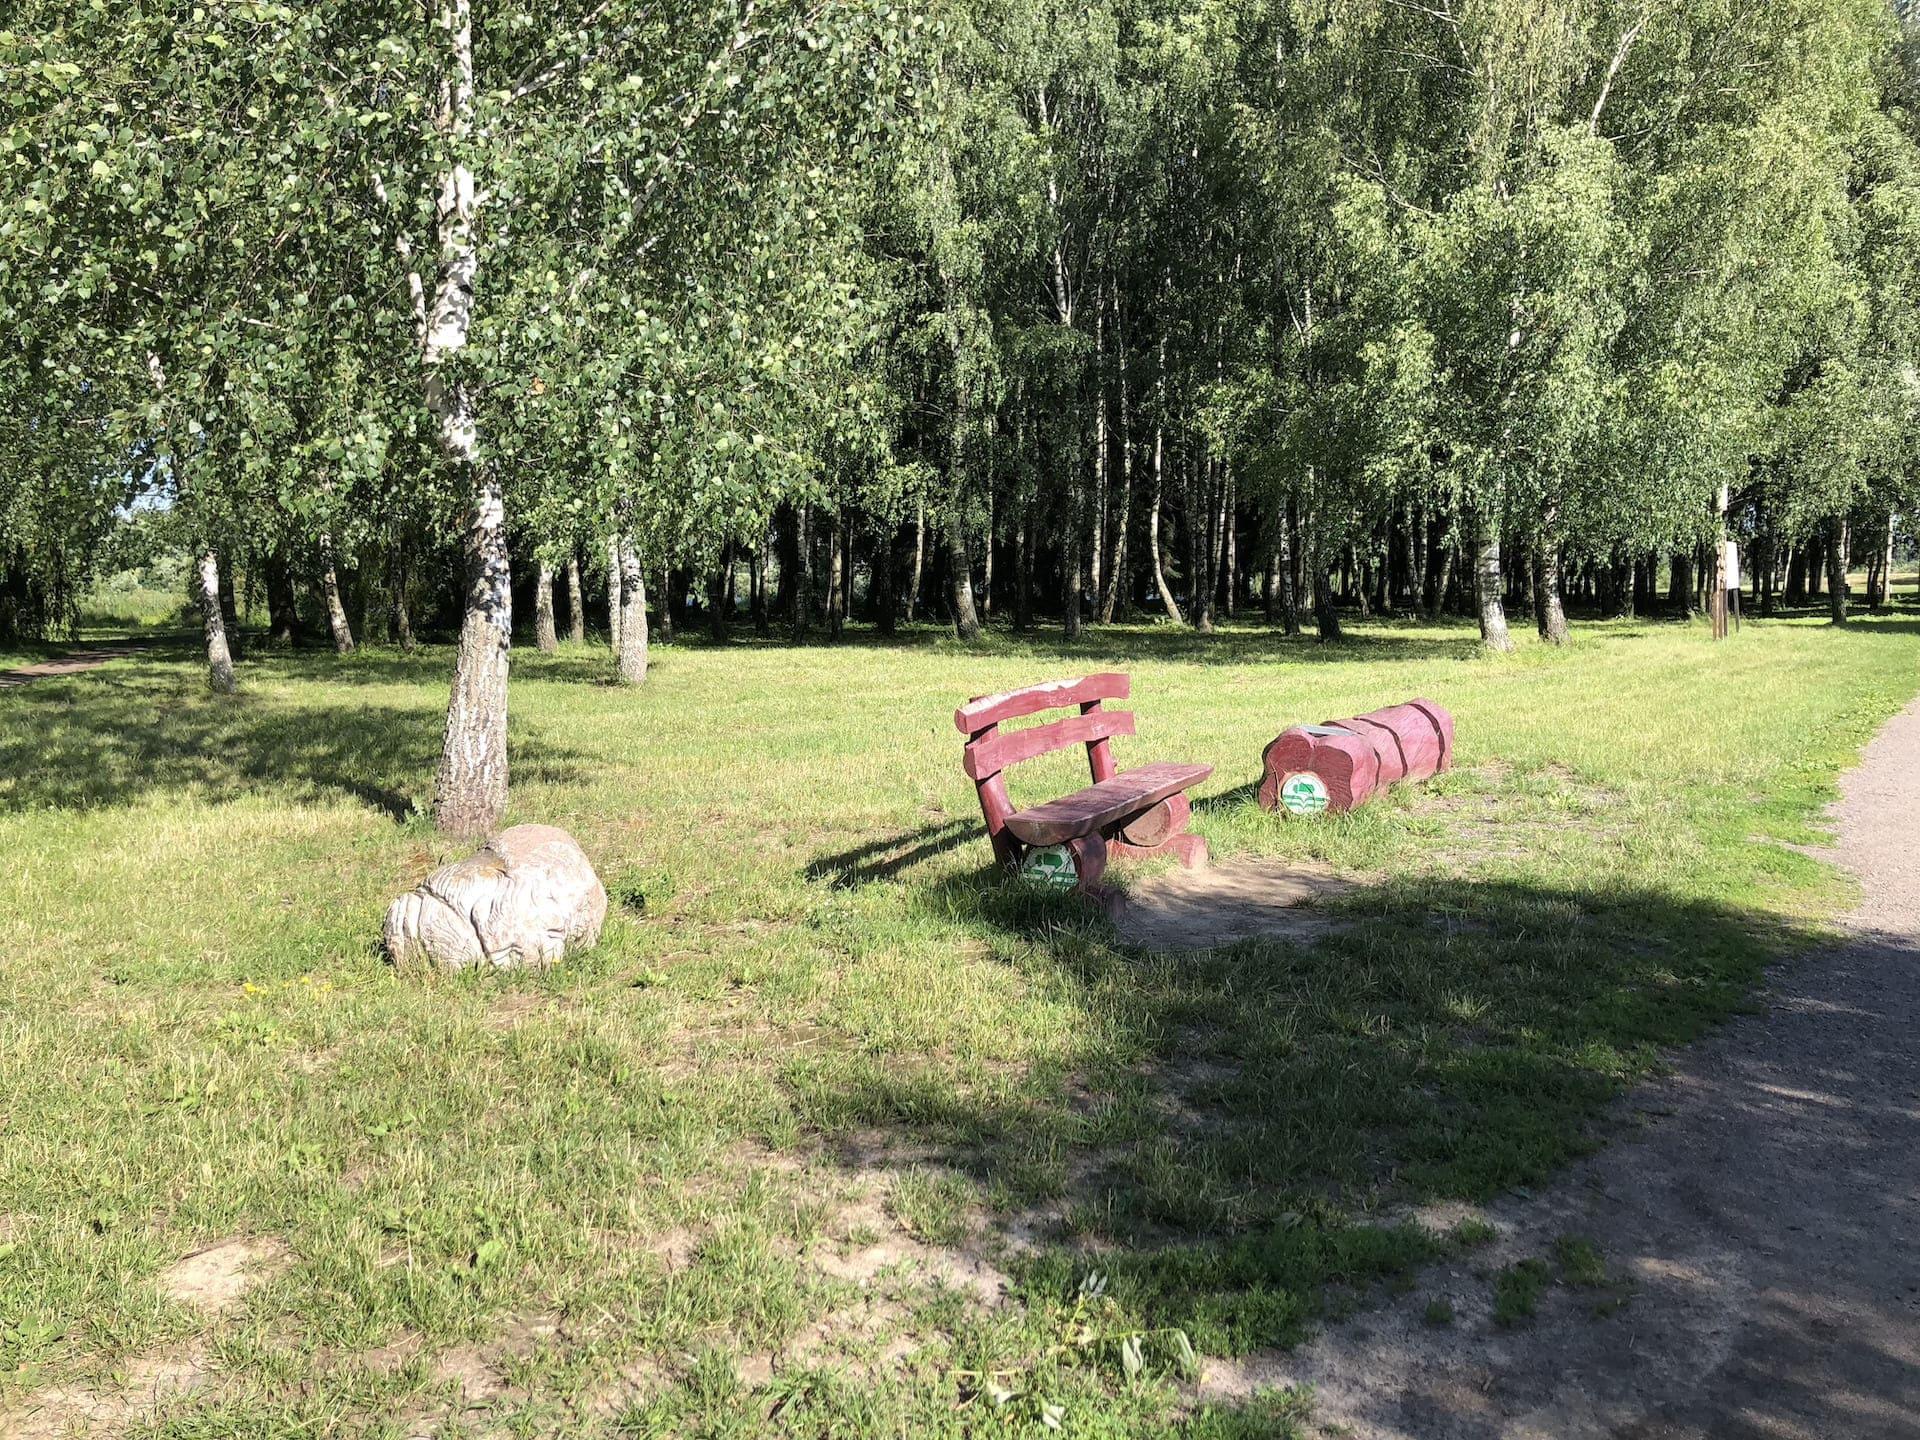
606 535 622 650
616 538 649 685
1536 541 1570 645
197 548 236 694
1826 514 1849 626
946 512 981 640
422 0 510 841
1475 516 1514 652
320 536 356 655
566 555 586 643
534 559 559 653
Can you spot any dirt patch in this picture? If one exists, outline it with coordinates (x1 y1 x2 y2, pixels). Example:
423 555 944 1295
1200 698 1920 1439
1110 859 1356 950
429 1313 563 1411
0 646 143 691
3 1350 211 1439
158 1236 289 1316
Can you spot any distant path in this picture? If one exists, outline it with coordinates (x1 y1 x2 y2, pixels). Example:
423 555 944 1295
1203 698 1920 1438
0 645 144 690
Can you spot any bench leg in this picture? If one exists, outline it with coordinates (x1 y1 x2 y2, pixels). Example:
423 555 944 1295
1067 832 1109 893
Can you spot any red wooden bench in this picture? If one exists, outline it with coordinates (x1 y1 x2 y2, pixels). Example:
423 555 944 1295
954 673 1212 893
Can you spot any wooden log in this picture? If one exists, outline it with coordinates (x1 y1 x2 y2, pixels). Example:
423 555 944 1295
1325 699 1453 784
1258 725 1379 815
1118 793 1189 848
1258 699 1454 816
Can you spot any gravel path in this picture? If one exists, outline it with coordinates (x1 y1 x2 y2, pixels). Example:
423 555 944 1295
1200 697 1920 1439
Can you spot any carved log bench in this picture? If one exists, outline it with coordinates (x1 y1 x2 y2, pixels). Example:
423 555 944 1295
954 673 1212 893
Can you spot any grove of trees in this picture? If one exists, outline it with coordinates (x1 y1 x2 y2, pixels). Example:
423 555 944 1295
5 0 1919 836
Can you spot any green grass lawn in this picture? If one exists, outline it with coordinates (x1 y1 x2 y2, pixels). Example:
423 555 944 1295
2 607 1916 1438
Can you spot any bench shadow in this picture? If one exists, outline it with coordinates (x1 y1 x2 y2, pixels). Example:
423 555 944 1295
805 819 980 889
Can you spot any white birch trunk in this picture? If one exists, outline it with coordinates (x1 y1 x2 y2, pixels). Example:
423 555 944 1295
320 535 356 655
566 554 586 643
197 549 236 694
534 559 559 653
607 534 623 649
617 538 650 685
425 0 511 840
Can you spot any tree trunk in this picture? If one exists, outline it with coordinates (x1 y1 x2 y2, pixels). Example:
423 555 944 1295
711 541 734 641
1063 469 1083 640
266 550 301 647
432 474 511 840
391 551 416 652
1187 458 1214 634
875 522 897 637
1263 531 1281 627
658 567 676 643
824 516 844 637
750 540 770 636
1668 550 1695 616
1475 514 1514 652
1408 507 1428 620
1826 514 1848 625
1012 493 1032 633
566 554 586 643
1100 308 1134 624
981 484 995 620
320 535 356 655
1219 471 1237 618
423 0 511 841
215 551 244 659
617 537 649 683
197 548 236 694
790 504 811 641
1280 497 1301 635
1426 517 1454 622
1870 509 1894 609
1312 560 1341 642
1535 540 1569 644
534 558 559 653
946 507 981 640
607 535 623 649
908 502 925 622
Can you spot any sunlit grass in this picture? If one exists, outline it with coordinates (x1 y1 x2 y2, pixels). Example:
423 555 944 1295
0 603 1915 1435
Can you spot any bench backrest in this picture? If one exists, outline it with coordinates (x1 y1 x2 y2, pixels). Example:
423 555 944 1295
955 675 1132 862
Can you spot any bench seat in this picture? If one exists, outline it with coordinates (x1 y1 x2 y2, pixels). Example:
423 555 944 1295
1005 762 1213 847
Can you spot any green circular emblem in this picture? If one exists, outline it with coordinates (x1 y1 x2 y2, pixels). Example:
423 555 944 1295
1020 845 1080 890
1279 771 1330 816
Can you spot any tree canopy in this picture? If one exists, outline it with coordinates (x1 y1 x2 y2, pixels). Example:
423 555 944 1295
5 0 1918 828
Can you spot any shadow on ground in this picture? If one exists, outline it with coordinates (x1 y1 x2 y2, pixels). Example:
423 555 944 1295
0 646 586 817
782 859 1832 1371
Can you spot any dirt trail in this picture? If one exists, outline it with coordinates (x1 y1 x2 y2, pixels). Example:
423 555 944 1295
0 646 142 690
1203 698 1920 1439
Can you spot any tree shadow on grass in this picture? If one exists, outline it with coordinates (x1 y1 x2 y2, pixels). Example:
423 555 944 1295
0 650 586 817
660 617 1489 668
781 864 1839 1369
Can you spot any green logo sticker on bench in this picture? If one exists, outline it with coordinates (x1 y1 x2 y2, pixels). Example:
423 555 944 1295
1020 845 1080 891
1279 771 1330 816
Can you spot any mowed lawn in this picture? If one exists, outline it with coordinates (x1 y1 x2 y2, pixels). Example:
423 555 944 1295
2 607 1916 1438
